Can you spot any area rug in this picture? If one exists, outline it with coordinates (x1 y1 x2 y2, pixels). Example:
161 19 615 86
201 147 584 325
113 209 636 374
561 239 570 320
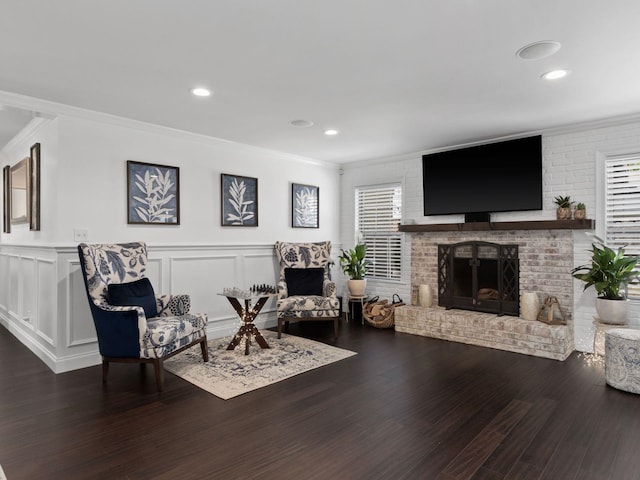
164 331 357 399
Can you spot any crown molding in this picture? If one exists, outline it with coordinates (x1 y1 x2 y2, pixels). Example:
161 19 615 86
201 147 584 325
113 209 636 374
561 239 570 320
344 112 640 169
0 90 340 169
2 116 51 154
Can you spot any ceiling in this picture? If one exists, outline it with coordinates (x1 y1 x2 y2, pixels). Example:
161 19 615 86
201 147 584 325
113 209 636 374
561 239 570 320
1 1 640 163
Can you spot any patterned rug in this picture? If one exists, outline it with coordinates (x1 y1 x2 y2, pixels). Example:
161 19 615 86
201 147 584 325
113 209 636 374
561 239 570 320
164 331 357 399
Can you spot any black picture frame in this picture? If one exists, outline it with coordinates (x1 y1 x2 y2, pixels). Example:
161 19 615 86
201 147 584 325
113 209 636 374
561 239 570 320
2 165 10 234
292 183 319 228
221 173 258 227
127 160 180 225
29 142 41 231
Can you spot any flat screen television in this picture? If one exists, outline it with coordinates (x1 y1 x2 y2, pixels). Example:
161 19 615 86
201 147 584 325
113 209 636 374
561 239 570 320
422 135 542 221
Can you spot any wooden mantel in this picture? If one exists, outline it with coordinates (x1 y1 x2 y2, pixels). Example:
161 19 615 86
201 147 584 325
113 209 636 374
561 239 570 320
398 219 595 232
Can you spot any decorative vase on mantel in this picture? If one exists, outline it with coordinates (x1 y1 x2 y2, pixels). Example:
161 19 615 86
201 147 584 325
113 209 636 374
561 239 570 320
520 291 540 321
556 207 572 220
574 203 586 220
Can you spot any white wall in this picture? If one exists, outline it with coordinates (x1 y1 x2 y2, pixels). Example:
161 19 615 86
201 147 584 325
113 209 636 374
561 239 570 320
341 119 640 352
1 111 342 372
2 114 341 245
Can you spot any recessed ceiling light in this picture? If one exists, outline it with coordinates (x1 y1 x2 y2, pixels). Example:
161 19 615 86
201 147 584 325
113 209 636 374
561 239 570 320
324 129 339 136
541 69 570 80
190 87 212 97
290 119 314 128
516 41 561 60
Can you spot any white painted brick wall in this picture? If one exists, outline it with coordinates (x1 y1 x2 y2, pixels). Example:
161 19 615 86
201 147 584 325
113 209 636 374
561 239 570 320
341 119 640 352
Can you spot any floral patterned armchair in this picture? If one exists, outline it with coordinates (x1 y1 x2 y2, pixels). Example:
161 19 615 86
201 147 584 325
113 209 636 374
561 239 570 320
77 242 208 391
274 241 340 339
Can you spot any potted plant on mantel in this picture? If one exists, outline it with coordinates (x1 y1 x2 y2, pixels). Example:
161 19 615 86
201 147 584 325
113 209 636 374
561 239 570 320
339 244 369 296
554 195 574 220
572 242 639 324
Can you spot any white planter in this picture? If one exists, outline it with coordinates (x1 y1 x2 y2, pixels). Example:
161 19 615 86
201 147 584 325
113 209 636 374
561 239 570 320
596 298 629 325
520 291 540 321
418 284 433 307
348 279 367 297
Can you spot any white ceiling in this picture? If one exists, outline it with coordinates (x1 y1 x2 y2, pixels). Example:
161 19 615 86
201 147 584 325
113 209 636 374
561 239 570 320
1 1 640 163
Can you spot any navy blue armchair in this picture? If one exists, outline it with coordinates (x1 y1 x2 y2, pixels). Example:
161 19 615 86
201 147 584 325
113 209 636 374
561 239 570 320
78 242 209 391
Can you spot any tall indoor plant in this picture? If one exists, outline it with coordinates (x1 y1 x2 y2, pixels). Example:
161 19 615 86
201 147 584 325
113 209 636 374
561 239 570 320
339 244 369 296
572 242 639 324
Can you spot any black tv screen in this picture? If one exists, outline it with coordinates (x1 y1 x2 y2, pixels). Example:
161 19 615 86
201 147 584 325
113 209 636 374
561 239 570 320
422 135 542 217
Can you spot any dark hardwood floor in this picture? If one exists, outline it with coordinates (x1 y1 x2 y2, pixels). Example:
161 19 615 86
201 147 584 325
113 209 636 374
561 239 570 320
1 320 639 480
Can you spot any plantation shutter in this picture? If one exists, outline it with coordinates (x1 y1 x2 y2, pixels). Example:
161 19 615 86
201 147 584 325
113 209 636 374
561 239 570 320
605 154 640 298
356 184 402 280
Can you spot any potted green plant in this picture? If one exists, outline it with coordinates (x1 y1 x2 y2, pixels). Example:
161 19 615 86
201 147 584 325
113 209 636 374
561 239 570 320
574 202 586 220
554 195 573 220
572 242 639 324
339 244 369 296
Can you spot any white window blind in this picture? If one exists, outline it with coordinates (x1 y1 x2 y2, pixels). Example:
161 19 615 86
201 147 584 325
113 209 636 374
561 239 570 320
605 154 640 298
356 184 402 280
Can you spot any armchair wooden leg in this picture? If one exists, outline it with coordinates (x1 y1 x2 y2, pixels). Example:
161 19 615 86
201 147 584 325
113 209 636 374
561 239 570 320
200 336 209 362
278 318 283 339
153 359 164 392
102 359 109 384
334 317 339 339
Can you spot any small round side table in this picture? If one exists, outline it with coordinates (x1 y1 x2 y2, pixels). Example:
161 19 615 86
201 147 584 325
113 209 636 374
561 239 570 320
347 295 367 324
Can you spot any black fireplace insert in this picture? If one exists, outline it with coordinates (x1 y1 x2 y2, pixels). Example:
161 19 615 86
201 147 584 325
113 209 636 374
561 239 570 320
438 241 519 316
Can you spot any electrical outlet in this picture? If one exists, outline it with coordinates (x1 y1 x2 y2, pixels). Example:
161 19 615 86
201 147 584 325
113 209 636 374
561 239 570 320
74 228 89 242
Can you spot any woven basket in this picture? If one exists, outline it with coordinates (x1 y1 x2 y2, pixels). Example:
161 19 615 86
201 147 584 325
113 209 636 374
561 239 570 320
363 295 405 329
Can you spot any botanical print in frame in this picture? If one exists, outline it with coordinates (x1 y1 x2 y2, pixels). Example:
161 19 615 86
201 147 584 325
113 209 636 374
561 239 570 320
221 173 258 227
29 142 41 231
292 183 319 228
127 161 180 225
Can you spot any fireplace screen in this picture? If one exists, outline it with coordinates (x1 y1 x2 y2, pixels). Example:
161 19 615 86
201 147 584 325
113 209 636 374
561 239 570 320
438 241 519 316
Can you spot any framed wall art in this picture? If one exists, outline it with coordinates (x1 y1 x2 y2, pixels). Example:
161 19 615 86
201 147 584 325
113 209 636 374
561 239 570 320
292 183 319 228
10 157 29 226
127 161 180 225
2 165 10 233
29 142 41 231
221 173 258 227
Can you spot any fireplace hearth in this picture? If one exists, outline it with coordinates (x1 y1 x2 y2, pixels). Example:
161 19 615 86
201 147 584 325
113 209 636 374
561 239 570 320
398 228 575 360
438 241 519 316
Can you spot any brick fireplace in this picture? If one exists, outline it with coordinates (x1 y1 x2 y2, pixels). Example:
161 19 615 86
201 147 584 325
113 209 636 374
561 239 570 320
395 227 577 360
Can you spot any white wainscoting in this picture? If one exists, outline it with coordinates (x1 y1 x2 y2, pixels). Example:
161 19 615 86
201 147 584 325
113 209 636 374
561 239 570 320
0 243 280 373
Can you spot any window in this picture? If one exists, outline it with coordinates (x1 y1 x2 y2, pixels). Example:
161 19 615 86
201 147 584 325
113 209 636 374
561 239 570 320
605 154 640 297
356 183 402 280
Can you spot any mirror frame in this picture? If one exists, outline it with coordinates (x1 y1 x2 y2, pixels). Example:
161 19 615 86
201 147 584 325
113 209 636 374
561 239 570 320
10 157 29 225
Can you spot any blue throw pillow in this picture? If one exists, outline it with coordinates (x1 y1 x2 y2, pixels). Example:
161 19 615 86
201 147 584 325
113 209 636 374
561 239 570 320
107 277 158 318
285 267 324 296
